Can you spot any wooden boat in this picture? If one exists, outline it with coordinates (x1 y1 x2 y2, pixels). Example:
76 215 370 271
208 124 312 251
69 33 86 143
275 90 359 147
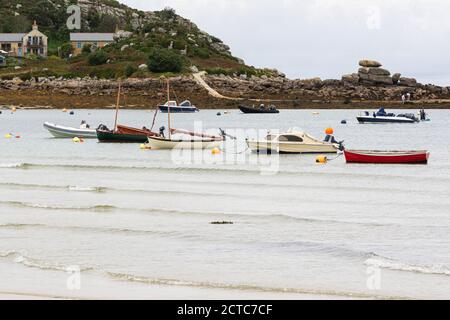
43 122 97 138
357 108 419 124
96 80 158 143
344 150 429 164
158 100 199 113
147 135 223 150
247 130 341 154
239 105 280 114
97 125 157 143
145 80 222 150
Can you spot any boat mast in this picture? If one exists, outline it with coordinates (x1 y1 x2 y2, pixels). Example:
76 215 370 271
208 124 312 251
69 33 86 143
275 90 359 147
167 79 171 139
114 80 122 132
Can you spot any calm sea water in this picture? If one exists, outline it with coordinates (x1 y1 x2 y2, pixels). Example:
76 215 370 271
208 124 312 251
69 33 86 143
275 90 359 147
0 108 449 299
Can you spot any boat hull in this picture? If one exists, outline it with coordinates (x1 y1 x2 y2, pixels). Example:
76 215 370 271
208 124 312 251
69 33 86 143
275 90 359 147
43 122 97 139
357 116 416 124
247 140 338 154
96 125 158 143
344 150 429 164
158 106 199 113
97 130 150 143
239 106 280 114
147 136 222 150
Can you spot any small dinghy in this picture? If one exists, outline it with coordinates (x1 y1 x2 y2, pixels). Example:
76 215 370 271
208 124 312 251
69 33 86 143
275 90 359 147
43 122 97 139
239 104 280 114
344 150 429 164
97 124 158 143
357 108 419 123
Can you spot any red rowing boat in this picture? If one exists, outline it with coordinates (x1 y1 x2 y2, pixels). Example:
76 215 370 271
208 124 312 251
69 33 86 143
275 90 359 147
344 150 430 164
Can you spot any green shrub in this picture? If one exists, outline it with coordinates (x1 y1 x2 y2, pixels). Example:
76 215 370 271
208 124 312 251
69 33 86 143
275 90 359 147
82 44 92 55
124 64 136 77
147 48 184 73
88 51 108 66
59 42 73 59
192 47 210 59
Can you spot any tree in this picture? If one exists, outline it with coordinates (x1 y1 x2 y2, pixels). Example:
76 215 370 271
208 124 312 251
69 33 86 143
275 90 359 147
124 64 136 77
88 50 108 66
59 43 73 59
148 48 183 73
82 44 92 55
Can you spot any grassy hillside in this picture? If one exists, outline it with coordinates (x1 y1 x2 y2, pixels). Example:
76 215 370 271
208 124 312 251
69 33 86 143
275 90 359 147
0 0 275 79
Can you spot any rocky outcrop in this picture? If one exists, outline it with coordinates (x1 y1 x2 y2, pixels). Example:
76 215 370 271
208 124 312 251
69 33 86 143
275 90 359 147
359 60 382 68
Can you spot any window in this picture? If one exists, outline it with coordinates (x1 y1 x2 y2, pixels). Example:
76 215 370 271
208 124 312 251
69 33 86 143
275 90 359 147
278 135 303 142
77 42 82 49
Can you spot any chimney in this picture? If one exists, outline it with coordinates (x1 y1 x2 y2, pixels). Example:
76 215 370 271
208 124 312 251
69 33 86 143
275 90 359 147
32 20 38 31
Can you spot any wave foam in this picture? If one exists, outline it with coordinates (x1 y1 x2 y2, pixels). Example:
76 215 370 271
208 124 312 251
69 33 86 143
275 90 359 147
365 256 450 276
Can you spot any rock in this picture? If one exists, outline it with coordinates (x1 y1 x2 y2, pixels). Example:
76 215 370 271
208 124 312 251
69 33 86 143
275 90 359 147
399 77 417 87
120 44 129 52
392 73 401 84
12 77 23 85
14 66 21 70
425 84 442 94
190 65 199 73
240 74 247 80
358 73 393 85
342 73 359 85
237 58 245 65
138 64 147 70
358 67 391 76
359 60 382 68
114 30 133 40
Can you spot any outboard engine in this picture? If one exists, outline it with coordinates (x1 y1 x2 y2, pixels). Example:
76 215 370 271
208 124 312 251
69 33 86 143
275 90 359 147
159 126 166 137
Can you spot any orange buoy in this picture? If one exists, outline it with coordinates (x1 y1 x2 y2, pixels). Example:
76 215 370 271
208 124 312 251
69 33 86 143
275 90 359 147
325 128 334 135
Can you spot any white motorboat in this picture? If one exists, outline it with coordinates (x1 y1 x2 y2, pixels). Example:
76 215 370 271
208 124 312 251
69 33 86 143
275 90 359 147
247 130 341 154
357 108 419 123
43 122 97 138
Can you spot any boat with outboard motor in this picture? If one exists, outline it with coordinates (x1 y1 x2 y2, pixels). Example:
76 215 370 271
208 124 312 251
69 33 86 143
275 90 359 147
246 129 343 154
43 122 97 138
357 108 419 123
239 104 280 114
158 100 199 113
96 80 159 143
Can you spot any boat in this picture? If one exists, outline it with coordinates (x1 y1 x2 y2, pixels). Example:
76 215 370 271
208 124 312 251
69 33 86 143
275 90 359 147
97 124 158 143
239 104 280 114
344 150 429 164
246 129 342 154
158 100 199 113
145 80 223 150
147 132 223 150
43 122 97 139
96 80 159 143
357 108 419 123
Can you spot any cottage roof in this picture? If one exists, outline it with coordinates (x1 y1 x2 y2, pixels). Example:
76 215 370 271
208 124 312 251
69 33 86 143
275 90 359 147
0 33 26 42
70 33 115 42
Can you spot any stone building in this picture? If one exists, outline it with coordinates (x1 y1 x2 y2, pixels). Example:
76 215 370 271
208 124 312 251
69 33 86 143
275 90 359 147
0 21 48 57
70 33 115 55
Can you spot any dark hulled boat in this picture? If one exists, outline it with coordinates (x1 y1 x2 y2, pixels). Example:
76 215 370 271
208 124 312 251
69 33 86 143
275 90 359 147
239 105 280 114
96 125 158 143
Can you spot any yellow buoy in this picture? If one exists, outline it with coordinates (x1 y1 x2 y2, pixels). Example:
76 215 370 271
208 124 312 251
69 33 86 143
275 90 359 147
62 108 68 113
316 156 328 164
211 147 221 155
11 107 17 112
5 133 12 139
73 137 80 143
